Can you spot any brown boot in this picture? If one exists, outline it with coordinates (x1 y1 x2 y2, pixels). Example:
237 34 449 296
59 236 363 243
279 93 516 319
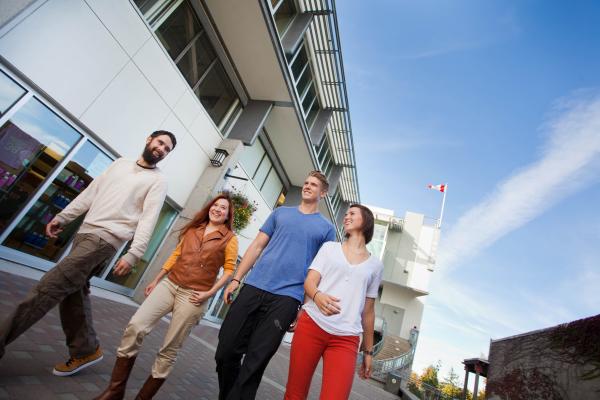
135 375 166 400
93 356 136 400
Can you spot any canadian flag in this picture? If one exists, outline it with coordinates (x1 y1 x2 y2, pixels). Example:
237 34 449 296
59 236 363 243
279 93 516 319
428 183 446 193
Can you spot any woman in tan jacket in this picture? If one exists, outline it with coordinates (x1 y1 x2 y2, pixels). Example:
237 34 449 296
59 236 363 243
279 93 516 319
95 193 238 400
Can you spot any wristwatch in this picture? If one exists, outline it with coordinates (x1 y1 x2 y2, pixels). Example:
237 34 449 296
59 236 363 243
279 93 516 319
363 350 374 356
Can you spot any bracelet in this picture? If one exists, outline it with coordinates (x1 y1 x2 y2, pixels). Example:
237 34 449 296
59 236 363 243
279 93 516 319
362 350 374 356
231 278 241 285
312 290 321 301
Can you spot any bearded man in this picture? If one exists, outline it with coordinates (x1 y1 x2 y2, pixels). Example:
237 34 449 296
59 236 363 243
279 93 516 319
0 131 176 376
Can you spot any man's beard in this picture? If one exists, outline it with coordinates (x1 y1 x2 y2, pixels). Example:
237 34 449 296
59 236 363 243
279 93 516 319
142 144 163 165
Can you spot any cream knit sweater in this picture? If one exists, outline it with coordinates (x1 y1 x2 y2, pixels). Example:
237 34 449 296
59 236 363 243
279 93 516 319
54 158 167 265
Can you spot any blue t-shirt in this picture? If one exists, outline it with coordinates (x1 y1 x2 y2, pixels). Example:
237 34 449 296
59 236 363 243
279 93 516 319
245 206 336 302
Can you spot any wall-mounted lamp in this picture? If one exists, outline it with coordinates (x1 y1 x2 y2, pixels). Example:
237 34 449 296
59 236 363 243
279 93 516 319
210 148 229 167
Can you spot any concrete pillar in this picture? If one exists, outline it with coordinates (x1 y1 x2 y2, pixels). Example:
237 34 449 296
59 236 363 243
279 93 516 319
462 370 469 400
227 100 273 145
473 368 481 400
327 164 343 194
308 109 333 145
282 13 313 55
132 139 244 303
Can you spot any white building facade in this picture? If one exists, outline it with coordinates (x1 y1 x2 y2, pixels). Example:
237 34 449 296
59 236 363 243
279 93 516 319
0 0 359 320
367 206 440 342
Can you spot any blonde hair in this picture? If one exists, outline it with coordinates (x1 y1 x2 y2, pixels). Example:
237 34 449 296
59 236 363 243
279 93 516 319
308 170 329 192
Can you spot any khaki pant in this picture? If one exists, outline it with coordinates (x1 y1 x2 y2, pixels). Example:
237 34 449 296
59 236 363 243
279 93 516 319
0 233 117 359
117 278 206 378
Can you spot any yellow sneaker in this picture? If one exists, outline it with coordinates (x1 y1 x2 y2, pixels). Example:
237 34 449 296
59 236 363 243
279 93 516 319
52 347 103 376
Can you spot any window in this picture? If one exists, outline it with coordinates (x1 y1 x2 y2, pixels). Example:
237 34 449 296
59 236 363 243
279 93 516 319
105 202 178 289
271 0 297 36
3 140 112 261
316 134 333 177
367 222 389 260
136 0 241 129
330 186 342 215
239 136 285 207
0 71 26 116
286 44 321 129
0 98 82 241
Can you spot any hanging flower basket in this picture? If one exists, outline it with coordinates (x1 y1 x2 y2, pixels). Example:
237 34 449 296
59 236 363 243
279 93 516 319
228 190 258 233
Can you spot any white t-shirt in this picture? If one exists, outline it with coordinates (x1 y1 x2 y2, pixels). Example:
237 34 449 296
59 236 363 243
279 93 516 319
303 241 383 336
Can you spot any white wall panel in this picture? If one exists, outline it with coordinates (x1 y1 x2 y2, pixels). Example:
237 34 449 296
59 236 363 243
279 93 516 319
80 61 170 159
158 113 210 205
85 0 150 57
188 111 223 157
133 38 187 108
173 90 202 129
0 0 128 117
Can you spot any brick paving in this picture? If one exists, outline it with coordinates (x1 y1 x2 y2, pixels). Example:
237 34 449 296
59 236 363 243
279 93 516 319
0 271 399 399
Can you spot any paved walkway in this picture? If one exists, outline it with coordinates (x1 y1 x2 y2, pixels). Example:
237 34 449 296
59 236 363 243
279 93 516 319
0 270 399 399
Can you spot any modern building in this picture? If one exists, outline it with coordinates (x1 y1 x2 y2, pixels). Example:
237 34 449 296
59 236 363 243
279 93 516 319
0 0 359 322
365 205 440 382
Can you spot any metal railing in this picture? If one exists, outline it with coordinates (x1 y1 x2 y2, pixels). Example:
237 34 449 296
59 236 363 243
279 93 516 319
372 319 387 356
370 348 415 382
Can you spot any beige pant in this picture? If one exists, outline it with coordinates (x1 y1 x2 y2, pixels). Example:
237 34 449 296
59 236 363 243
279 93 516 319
117 278 206 378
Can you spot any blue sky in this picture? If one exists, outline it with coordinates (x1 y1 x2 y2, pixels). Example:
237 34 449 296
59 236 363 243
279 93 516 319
337 0 600 380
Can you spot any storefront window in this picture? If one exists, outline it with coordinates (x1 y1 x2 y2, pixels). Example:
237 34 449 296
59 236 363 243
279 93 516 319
0 97 81 236
2 140 112 261
105 202 178 289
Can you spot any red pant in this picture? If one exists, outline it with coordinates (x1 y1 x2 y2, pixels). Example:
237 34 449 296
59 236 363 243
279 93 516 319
284 312 360 400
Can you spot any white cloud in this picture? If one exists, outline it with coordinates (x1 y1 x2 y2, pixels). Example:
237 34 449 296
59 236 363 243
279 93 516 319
401 74 600 391
438 91 600 272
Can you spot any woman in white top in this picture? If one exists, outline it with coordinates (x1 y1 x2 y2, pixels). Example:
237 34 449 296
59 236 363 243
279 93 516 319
284 204 383 400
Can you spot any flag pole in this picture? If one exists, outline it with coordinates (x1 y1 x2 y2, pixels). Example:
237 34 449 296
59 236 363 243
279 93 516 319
438 184 447 228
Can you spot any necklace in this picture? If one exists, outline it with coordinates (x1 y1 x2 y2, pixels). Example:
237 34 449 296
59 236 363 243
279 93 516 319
136 161 155 169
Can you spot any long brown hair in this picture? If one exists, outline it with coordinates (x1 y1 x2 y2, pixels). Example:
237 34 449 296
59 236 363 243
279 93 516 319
179 193 234 240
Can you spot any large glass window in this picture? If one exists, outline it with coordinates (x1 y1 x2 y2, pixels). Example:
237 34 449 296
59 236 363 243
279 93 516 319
239 136 285 207
136 0 241 129
104 202 178 289
3 141 112 261
0 97 81 235
155 1 201 60
0 71 26 116
195 63 239 125
272 0 297 36
0 66 180 296
287 44 321 129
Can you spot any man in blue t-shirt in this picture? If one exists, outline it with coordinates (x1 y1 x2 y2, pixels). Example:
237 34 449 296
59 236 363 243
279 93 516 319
215 171 336 400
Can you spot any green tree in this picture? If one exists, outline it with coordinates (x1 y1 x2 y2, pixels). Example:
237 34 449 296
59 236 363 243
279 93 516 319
407 371 422 397
440 367 462 399
420 363 441 388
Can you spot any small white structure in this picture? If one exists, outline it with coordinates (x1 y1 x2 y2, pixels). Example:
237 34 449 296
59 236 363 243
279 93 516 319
367 206 440 343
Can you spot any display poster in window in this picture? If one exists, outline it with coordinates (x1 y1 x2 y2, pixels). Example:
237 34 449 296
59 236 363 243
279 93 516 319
0 123 41 170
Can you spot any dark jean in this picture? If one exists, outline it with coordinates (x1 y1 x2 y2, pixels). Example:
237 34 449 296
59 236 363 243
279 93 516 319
0 233 116 359
215 284 301 400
